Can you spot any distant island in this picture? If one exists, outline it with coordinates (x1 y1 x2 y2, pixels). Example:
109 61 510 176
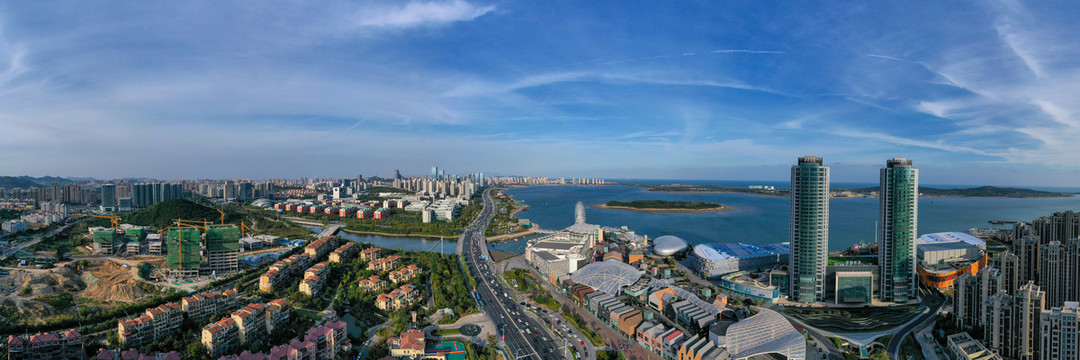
627 183 1074 199
591 200 733 213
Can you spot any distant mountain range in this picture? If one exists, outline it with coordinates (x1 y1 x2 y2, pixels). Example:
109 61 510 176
0 176 169 189
0 176 75 189
851 185 1075 198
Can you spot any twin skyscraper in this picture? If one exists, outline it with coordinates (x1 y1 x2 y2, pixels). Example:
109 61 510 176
788 156 918 303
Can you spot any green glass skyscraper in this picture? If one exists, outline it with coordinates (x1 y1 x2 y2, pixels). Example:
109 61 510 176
790 156 829 303
879 158 918 302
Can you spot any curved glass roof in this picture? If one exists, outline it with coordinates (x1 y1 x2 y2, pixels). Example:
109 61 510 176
571 260 641 295
727 308 805 360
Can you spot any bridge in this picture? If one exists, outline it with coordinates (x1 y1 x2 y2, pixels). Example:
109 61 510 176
319 223 344 238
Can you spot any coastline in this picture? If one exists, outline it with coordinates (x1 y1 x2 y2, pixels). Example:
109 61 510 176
589 203 734 214
486 228 539 242
509 204 529 218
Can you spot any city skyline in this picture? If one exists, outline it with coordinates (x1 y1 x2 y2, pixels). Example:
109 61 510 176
2 2 1080 185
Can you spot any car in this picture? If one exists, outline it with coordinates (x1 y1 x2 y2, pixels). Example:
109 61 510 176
581 340 585 346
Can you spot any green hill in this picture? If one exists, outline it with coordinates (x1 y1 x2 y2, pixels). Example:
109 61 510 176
0 176 45 189
0 176 74 189
842 185 1071 198
918 186 1070 198
124 199 232 228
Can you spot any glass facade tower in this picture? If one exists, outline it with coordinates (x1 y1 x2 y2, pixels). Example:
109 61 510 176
879 158 918 302
790 156 829 303
100 184 117 212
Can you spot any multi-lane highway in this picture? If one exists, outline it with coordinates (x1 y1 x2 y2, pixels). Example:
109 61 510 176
460 188 565 360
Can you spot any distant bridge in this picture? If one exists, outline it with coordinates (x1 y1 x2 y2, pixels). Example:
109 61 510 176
319 223 344 238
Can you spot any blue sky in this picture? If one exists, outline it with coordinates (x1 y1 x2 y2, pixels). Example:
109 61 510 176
1 1 1079 185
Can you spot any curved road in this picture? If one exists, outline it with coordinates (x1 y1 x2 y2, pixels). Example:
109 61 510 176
886 286 945 359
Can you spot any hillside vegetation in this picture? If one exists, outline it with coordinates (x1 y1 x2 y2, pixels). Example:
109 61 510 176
124 199 230 228
117 199 313 239
0 176 73 189
916 186 1070 198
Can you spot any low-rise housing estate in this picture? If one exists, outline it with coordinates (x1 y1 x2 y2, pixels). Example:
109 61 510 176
359 247 381 262
389 264 422 284
359 275 388 292
368 255 401 272
6 329 82 360
329 241 358 263
376 284 420 311
388 329 426 358
299 262 330 296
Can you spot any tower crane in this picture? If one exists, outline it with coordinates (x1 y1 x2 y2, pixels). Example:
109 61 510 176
72 214 121 228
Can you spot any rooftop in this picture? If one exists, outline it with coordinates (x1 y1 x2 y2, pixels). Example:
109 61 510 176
694 243 790 261
918 241 978 252
532 241 580 251
571 260 641 295
917 232 985 248
726 308 805 360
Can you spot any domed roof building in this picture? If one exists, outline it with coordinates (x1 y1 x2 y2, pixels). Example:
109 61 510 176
251 198 273 208
652 235 689 256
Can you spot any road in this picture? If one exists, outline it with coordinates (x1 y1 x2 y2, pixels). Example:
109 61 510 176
886 286 945 359
497 257 594 360
460 188 566 360
1 219 84 259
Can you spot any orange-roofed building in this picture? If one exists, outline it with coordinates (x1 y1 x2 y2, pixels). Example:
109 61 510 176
359 247 381 262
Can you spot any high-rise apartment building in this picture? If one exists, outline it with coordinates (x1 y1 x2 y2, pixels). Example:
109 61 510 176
878 158 918 302
1040 238 1080 308
789 156 829 303
1013 223 1042 285
101 184 117 212
994 251 1021 296
1032 211 1080 244
1040 301 1079 360
131 182 182 209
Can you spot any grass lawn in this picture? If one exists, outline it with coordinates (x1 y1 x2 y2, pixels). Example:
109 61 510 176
829 336 846 349
435 328 462 335
295 308 323 321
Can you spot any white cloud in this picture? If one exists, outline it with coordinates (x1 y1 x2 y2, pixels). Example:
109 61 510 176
357 0 495 29
829 129 995 157
916 101 951 118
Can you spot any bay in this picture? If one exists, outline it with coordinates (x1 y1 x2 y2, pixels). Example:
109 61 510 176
504 185 1080 251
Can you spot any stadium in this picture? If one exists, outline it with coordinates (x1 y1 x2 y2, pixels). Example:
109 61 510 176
692 243 790 279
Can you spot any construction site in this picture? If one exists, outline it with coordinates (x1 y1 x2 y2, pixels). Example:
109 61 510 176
84 215 249 282
0 258 165 326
